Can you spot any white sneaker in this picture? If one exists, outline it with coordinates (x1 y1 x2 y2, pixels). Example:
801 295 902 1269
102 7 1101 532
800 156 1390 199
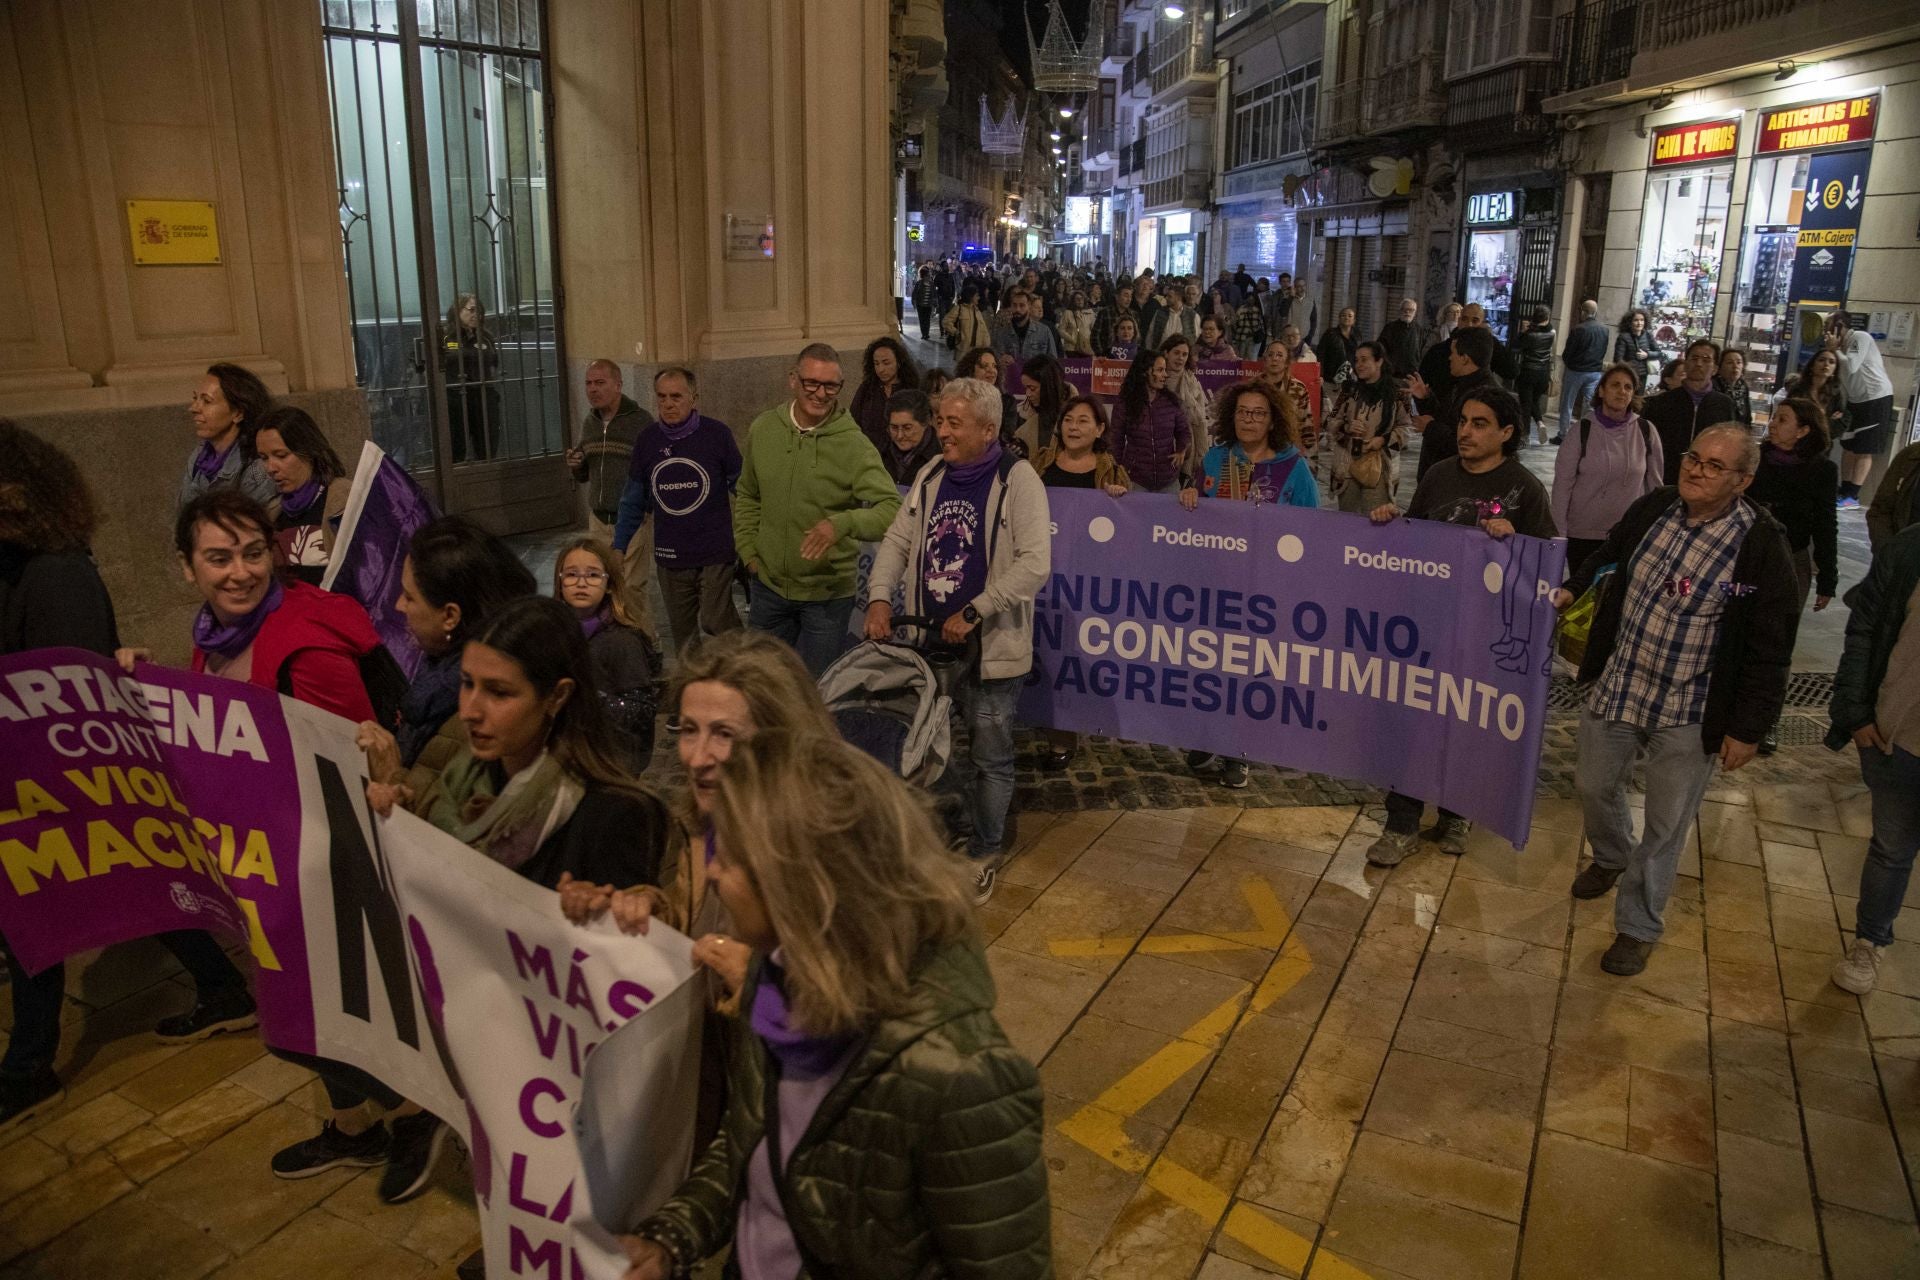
1831 937 1883 995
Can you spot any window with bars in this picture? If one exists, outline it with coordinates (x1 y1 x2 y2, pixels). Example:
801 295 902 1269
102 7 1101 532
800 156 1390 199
1228 60 1320 170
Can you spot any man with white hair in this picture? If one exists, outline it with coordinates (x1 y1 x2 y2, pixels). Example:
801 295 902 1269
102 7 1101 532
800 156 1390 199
864 376 1052 903
1550 424 1800 976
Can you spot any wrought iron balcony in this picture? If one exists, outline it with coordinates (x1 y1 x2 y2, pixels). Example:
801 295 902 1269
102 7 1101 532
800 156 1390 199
1637 0 1800 53
1559 0 1639 93
1362 53 1445 133
1447 61 1559 151
1314 78 1363 145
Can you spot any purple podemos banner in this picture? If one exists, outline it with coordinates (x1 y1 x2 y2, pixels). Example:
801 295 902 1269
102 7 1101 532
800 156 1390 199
1023 490 1565 846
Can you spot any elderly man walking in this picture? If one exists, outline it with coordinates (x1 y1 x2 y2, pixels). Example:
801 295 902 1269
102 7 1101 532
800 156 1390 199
864 377 1051 903
568 358 657 634
735 343 900 675
1553 424 1800 976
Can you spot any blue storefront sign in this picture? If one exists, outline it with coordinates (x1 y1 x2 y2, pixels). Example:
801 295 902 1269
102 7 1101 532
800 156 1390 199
1789 148 1870 306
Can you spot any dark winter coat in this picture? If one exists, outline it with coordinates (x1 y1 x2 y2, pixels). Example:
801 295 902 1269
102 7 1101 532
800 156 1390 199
634 938 1050 1280
1566 487 1799 752
1828 525 1920 749
1748 451 1840 596
1641 386 1738 486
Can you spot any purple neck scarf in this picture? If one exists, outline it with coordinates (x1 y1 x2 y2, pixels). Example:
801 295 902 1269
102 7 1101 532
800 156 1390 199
946 439 1004 485
1591 405 1632 431
280 478 324 516
661 410 702 443
193 578 285 660
1764 442 1804 467
752 955 856 1077
578 604 609 639
192 440 234 482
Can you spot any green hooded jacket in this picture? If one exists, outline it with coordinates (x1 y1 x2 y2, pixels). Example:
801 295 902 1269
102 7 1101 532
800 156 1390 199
733 403 901 601
634 938 1051 1279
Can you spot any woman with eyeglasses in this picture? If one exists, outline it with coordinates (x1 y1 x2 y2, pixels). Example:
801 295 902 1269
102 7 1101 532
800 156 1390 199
555 537 663 770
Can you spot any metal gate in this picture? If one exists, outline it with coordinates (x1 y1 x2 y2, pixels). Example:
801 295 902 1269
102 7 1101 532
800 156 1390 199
321 0 572 532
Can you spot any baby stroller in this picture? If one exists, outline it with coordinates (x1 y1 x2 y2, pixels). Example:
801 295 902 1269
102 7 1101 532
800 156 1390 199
818 616 1016 855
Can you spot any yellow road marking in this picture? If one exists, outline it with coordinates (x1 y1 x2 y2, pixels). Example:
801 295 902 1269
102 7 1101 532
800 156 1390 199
1050 873 1365 1277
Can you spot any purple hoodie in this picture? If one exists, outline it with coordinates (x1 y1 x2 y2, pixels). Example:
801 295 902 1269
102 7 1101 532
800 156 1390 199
1112 390 1191 491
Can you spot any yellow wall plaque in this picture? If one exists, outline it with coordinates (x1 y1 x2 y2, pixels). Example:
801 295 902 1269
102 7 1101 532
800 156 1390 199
126 200 222 265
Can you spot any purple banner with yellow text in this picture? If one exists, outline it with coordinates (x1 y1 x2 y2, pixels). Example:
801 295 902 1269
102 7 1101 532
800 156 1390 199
1022 491 1565 846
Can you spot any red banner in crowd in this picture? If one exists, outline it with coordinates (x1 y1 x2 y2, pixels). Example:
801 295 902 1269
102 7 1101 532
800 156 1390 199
1002 357 1324 433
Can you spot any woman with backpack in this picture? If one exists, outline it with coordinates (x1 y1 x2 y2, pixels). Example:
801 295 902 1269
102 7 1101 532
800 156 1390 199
1549 363 1664 573
942 283 992 354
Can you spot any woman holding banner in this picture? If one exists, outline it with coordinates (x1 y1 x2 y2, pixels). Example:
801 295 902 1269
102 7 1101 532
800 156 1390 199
617 731 1049 1280
1112 348 1197 506
1326 342 1413 515
359 516 537 810
284 596 674 1205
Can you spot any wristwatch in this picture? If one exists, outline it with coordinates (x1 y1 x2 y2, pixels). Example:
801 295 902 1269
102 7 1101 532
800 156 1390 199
961 604 981 625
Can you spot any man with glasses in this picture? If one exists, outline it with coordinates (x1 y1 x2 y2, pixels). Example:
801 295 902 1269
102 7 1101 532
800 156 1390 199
1550 425 1799 976
1641 337 1737 486
734 343 901 675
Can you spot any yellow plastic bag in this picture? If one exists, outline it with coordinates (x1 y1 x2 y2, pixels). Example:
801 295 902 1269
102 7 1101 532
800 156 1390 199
1556 584 1600 668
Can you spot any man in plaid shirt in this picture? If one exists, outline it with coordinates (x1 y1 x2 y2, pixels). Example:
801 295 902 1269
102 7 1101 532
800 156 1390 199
1552 425 1800 976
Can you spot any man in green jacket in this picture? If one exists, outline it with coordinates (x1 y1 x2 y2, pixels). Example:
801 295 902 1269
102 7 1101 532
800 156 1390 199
735 343 901 674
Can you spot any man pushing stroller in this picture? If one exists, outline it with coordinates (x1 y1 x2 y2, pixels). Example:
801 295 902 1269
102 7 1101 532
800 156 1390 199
863 376 1052 904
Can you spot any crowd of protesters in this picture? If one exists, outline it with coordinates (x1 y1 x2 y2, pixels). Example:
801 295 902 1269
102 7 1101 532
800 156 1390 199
1 248 1916 1280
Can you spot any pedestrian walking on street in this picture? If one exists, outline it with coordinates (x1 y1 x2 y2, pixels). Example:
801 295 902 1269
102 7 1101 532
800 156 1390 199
1748 396 1839 754
1826 311 1894 509
1513 306 1555 446
1553 425 1798 976
1557 299 1611 444
1551 363 1663 573
1828 523 1920 997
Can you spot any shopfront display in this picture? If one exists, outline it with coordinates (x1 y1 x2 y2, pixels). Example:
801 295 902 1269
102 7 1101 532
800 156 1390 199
1458 186 1559 344
1731 92 1879 407
1635 118 1739 365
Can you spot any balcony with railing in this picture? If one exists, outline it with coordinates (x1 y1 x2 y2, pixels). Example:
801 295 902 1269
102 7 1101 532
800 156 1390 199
1363 53 1445 133
1081 123 1116 162
1637 0 1799 53
1447 60 1559 151
1558 0 1639 94
1148 16 1215 101
1314 78 1362 146
1123 46 1150 96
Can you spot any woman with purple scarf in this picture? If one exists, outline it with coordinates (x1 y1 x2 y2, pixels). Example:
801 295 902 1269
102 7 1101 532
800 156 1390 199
254 405 350 584
618 731 1049 1280
180 362 279 512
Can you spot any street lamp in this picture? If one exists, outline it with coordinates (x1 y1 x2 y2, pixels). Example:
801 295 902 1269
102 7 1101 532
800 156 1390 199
1059 106 1073 118
1164 4 1186 18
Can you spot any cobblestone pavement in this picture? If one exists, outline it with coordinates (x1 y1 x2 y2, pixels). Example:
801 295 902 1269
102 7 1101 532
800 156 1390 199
3 775 1915 1279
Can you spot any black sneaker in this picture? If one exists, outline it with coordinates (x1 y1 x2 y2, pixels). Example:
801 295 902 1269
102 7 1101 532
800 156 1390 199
156 992 258 1042
1184 750 1219 773
971 861 998 906
0 1072 64 1139
271 1121 390 1179
379 1111 449 1204
1759 725 1779 756
1571 861 1625 900
664 713 683 734
1220 759 1249 789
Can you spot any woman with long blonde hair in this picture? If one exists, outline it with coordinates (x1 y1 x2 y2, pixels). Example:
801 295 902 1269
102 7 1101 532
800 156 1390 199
618 731 1049 1280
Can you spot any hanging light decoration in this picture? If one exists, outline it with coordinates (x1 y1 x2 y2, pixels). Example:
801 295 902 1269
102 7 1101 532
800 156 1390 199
1027 0 1102 93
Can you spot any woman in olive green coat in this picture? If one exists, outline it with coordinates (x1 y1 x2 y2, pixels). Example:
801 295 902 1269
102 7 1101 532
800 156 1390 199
618 731 1049 1280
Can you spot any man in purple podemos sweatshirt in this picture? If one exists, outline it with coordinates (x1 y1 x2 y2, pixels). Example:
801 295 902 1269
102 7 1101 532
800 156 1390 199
614 367 744 653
